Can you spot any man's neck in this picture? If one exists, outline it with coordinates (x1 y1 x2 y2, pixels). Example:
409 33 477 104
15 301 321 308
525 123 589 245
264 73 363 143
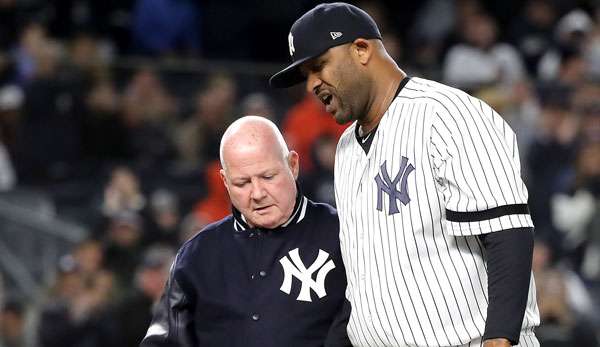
359 68 406 134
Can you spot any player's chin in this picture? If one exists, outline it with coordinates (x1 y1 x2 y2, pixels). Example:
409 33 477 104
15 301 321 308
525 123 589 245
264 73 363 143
333 112 352 125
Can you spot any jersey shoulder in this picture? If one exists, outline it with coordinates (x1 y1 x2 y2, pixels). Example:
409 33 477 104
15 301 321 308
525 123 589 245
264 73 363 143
404 77 473 105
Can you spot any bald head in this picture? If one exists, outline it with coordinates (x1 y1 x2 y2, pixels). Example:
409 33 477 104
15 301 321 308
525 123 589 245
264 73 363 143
220 116 290 172
218 115 300 229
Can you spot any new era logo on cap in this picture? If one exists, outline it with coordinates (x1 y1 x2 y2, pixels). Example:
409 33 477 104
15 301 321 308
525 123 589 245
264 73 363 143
330 31 343 40
288 32 295 57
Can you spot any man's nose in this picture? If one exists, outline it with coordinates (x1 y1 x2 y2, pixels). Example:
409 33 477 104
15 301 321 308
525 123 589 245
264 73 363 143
306 73 322 94
250 179 266 200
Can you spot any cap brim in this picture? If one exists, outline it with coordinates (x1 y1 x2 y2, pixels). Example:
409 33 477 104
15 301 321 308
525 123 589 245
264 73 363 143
269 56 313 88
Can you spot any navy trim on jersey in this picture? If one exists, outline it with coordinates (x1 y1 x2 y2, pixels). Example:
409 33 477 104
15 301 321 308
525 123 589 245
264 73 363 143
445 204 530 222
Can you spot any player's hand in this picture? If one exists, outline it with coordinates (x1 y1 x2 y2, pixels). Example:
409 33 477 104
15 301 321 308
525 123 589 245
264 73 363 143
483 338 511 347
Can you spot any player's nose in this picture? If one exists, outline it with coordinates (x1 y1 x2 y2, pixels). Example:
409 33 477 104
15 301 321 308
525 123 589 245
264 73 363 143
306 73 322 94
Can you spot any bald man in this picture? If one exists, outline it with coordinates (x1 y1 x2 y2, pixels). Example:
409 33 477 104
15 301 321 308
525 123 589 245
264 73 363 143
141 116 350 347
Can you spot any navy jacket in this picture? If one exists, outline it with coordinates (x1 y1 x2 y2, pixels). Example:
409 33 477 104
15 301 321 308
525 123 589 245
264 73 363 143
140 194 350 347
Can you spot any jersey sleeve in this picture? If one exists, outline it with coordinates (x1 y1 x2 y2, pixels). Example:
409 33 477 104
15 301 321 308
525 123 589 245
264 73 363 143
428 94 533 236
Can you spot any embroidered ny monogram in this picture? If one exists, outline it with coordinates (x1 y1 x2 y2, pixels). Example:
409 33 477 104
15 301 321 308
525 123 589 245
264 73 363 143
374 157 415 215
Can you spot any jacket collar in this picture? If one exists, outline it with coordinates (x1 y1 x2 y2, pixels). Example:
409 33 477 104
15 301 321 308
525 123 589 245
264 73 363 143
232 186 308 232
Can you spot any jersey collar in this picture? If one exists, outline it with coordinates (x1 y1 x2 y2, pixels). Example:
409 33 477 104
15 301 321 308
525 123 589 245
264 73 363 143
232 184 308 232
354 76 410 154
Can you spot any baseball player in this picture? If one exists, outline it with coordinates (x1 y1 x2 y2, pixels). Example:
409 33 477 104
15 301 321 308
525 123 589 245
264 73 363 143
140 116 350 347
270 3 539 347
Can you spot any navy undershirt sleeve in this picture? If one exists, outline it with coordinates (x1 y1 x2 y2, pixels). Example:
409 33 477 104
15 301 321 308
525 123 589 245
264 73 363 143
478 227 534 345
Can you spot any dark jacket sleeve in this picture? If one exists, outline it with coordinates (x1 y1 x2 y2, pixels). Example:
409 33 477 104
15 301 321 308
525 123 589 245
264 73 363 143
325 298 352 347
140 265 195 347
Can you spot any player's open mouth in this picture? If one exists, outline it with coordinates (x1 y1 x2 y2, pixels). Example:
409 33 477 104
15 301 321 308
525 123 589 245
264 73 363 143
318 91 332 106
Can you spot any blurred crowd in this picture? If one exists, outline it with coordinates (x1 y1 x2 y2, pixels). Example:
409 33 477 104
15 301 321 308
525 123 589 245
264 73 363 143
0 0 599 346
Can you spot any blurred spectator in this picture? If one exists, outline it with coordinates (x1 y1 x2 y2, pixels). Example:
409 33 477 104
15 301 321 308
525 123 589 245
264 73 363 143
409 0 483 80
300 135 337 207
0 299 26 347
15 38 87 183
177 209 207 244
145 188 181 247
82 77 129 164
131 0 201 56
0 85 19 190
66 32 106 85
114 245 174 347
538 8 593 81
101 166 146 218
0 0 21 51
173 73 237 169
37 254 117 347
121 67 177 170
282 93 347 174
12 22 47 85
535 257 599 346
103 211 145 293
508 0 559 76
527 86 578 253
443 11 526 92
532 238 598 323
192 160 230 225
551 141 600 281
239 92 275 120
72 239 113 285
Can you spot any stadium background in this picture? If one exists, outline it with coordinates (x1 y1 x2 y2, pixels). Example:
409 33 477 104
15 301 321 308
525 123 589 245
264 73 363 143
0 0 599 346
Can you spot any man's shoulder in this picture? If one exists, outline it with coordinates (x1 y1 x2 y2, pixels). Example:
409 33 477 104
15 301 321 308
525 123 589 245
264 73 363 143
304 198 339 227
307 199 337 217
177 215 234 262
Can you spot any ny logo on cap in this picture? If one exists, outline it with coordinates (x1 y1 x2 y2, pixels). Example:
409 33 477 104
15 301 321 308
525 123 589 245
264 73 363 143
288 32 295 57
374 157 415 215
330 31 343 40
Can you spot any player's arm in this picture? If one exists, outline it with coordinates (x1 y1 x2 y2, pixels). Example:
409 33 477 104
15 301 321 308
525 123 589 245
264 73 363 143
478 227 534 346
429 94 536 346
140 264 196 347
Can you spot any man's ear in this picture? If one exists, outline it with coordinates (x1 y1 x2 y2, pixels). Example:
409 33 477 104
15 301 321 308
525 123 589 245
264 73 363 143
288 151 300 180
219 169 230 192
351 38 373 65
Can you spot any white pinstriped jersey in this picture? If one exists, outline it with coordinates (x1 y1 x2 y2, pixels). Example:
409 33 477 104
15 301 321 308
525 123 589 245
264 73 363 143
334 77 540 347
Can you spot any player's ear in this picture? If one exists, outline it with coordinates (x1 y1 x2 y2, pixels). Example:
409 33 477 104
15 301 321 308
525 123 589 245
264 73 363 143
288 151 300 180
351 38 372 65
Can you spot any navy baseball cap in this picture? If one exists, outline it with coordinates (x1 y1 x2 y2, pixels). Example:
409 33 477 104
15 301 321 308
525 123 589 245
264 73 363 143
269 2 382 88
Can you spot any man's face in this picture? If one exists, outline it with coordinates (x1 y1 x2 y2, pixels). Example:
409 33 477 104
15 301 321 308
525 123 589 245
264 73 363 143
301 44 365 124
221 147 298 229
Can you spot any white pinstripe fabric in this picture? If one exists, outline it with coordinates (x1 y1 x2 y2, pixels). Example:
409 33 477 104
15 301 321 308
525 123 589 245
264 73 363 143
334 77 539 346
